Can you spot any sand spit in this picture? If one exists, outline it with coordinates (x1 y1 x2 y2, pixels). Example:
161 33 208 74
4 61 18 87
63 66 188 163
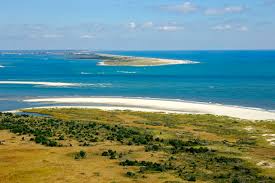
96 53 199 66
23 97 275 120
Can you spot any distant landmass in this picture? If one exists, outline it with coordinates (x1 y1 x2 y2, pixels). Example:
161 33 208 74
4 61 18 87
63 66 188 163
71 52 199 66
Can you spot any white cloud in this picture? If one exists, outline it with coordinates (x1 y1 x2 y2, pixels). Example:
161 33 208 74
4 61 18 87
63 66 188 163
212 24 248 32
125 21 185 32
80 34 95 39
158 25 184 31
28 34 40 39
163 1 197 13
128 22 137 29
224 6 244 13
212 24 232 31
205 5 245 15
42 34 63 38
142 21 154 28
237 26 248 32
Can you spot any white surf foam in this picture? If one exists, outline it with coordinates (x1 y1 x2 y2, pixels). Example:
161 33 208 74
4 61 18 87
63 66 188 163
0 81 112 88
80 72 92 75
117 71 137 74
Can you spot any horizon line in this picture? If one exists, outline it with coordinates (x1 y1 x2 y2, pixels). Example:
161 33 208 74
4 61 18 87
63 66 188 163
1 49 275 52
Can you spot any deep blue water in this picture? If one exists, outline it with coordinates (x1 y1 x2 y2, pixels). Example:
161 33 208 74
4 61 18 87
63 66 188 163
0 50 275 111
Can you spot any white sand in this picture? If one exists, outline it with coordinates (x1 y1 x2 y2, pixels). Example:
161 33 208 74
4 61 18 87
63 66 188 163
97 53 199 66
10 106 180 114
0 81 111 87
97 62 106 66
23 97 275 120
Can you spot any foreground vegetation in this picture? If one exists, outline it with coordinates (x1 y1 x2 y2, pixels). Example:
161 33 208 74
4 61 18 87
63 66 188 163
0 109 275 182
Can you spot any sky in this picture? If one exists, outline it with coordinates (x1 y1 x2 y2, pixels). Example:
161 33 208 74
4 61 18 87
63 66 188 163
0 0 275 50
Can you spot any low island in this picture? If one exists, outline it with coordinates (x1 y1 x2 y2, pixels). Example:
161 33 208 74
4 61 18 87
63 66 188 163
71 53 199 66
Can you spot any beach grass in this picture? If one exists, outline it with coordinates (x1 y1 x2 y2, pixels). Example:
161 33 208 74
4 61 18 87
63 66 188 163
0 108 275 182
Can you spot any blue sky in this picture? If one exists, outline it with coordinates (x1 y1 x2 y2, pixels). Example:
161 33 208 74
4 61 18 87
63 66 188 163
0 0 275 50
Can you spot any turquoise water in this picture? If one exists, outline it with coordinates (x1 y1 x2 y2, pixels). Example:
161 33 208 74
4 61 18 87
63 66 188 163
0 50 275 111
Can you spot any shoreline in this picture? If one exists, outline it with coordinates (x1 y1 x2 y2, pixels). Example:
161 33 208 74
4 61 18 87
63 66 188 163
6 106 189 114
97 61 190 67
22 97 275 120
95 53 199 66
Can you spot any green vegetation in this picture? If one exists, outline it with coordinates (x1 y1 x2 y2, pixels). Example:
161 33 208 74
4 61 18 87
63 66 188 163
126 171 136 177
120 160 174 172
102 149 123 159
71 53 189 66
1 109 275 182
74 150 87 160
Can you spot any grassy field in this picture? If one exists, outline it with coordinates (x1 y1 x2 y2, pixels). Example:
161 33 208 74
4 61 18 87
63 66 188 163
1 108 275 183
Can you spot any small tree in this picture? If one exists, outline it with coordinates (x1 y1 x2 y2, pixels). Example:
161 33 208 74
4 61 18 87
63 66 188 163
79 150 86 158
75 150 87 160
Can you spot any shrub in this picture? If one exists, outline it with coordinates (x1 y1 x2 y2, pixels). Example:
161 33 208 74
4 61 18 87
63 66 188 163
126 171 136 177
145 144 161 152
187 175 196 182
102 151 109 156
75 150 87 160
58 135 65 140
120 160 173 172
101 149 119 159
47 140 58 147
35 135 48 144
236 138 256 146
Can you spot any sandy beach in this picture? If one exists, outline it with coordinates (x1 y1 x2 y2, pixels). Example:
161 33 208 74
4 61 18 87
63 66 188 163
23 97 275 120
96 53 198 66
7 105 180 114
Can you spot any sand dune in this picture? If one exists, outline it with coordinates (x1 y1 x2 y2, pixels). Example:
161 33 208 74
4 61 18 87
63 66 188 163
23 97 275 120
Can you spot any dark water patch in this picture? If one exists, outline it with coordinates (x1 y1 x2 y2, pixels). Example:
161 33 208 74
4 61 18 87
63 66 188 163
15 112 52 117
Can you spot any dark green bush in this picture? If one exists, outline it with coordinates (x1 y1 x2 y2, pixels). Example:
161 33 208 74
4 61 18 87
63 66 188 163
126 171 136 177
75 150 86 160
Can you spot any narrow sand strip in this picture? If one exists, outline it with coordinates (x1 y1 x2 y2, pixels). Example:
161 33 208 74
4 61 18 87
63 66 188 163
0 81 111 87
23 97 275 120
0 81 78 87
7 106 183 114
97 53 199 64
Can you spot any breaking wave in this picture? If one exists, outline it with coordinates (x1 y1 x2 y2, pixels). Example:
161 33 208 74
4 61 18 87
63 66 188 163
0 81 112 88
117 71 137 74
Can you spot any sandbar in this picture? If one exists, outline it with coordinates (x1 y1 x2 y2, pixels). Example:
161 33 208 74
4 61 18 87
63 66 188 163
23 97 275 120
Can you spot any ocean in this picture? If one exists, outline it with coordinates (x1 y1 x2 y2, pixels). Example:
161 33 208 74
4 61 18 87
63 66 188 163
0 50 275 111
